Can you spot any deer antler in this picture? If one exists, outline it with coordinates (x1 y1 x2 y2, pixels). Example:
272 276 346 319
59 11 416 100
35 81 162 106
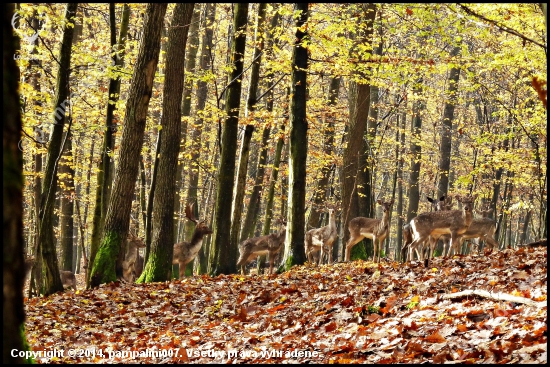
185 203 198 224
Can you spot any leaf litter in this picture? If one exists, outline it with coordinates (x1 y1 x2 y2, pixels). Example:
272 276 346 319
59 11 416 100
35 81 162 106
25 246 546 363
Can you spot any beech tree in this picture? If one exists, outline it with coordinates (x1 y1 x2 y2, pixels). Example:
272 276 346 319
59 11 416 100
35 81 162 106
209 3 249 276
90 4 167 287
139 3 195 283
282 3 309 270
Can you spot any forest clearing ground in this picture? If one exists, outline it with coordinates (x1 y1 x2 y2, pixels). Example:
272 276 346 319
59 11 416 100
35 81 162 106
24 246 546 364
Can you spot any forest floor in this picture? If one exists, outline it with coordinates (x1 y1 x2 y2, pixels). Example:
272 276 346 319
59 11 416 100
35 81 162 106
24 246 547 364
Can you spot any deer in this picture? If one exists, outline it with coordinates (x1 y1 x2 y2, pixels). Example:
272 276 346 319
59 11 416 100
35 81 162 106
427 195 453 211
122 234 146 282
442 207 498 256
172 203 213 279
345 199 394 263
25 255 77 290
236 223 286 275
305 207 337 265
402 195 454 262
407 194 477 262
59 270 77 290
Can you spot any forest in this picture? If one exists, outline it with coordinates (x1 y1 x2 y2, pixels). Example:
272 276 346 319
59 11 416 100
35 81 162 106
3 3 547 364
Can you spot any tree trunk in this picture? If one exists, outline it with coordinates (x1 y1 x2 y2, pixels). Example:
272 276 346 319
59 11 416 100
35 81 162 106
28 11 45 297
90 3 167 287
3 3 28 361
209 3 249 276
340 4 377 261
282 3 309 271
175 5 201 243
241 10 281 242
191 3 216 274
401 81 424 261
437 46 461 197
88 4 130 286
406 80 424 223
139 3 195 282
144 131 160 265
396 110 406 261
308 77 340 228
38 3 79 295
59 133 74 271
230 3 267 252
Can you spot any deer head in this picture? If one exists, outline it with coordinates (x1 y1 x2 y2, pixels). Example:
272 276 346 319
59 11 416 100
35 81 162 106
427 195 452 211
186 203 213 236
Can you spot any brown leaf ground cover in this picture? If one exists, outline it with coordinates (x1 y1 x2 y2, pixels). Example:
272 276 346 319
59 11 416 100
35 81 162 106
24 247 547 364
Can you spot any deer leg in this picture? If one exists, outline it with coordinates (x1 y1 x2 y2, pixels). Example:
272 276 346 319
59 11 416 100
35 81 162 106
372 236 379 263
179 261 185 279
408 237 424 262
319 244 325 266
328 244 333 264
268 252 274 275
485 236 498 252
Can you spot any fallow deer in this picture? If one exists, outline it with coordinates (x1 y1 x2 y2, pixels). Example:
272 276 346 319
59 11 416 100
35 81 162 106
305 207 337 265
172 203 213 279
345 199 394 263
443 208 498 256
403 195 453 261
407 194 477 261
122 234 146 282
236 223 286 275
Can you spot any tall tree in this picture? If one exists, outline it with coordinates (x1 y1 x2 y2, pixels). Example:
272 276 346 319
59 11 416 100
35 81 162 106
406 80 425 224
395 109 407 261
190 3 216 275
307 76 340 228
175 5 201 245
209 3 249 276
3 2 28 362
37 2 79 295
88 3 130 286
437 46 461 197
340 4 377 261
139 3 195 282
230 3 267 252
241 10 281 242
282 3 309 270
90 3 167 287
59 132 74 271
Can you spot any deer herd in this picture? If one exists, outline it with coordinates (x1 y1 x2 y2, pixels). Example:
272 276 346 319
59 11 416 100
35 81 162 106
25 193 500 288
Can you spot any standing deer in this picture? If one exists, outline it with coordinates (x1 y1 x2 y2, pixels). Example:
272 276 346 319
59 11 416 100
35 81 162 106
345 199 394 263
122 234 146 282
236 223 286 275
172 203 213 279
407 194 477 261
403 195 454 261
305 207 337 265
443 208 498 256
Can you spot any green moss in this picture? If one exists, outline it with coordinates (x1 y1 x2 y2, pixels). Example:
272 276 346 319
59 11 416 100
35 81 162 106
185 261 194 276
20 323 34 364
89 231 121 286
351 240 368 260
